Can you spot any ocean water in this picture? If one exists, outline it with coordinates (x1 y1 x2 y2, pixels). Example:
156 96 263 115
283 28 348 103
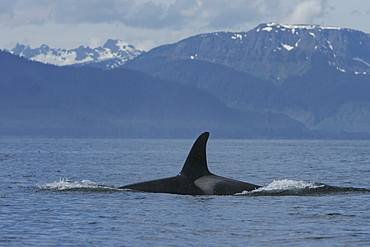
1 137 370 246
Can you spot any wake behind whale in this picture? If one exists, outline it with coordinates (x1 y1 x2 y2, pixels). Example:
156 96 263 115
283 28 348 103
239 180 370 196
37 178 370 196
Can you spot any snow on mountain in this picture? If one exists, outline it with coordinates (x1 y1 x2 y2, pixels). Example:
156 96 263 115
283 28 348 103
123 23 370 135
253 23 370 75
10 39 143 69
127 23 370 81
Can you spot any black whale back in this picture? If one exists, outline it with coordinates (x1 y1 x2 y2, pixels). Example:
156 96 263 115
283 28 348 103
119 131 261 195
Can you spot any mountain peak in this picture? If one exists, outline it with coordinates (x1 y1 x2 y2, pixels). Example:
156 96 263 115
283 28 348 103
103 39 136 53
10 40 143 69
132 23 370 81
257 22 342 31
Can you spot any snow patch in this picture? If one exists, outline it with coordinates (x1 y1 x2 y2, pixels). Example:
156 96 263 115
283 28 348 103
231 34 243 40
267 23 341 30
11 40 143 68
353 57 370 67
190 54 198 60
355 71 368 75
337 67 346 73
327 40 334 50
261 27 273 32
281 43 294 51
31 51 94 66
116 40 131 51
295 39 301 47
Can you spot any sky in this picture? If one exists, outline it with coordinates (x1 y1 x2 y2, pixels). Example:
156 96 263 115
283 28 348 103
1 0 369 51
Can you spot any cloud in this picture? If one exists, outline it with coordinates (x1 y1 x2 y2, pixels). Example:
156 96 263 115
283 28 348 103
160 0 281 30
283 0 327 24
0 0 17 15
181 0 279 29
123 1 167 28
0 0 283 30
0 0 340 51
0 0 135 26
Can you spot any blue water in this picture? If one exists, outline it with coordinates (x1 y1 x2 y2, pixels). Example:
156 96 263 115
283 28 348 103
1 137 370 246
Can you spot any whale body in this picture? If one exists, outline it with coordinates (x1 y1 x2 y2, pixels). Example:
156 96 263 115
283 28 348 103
119 132 261 195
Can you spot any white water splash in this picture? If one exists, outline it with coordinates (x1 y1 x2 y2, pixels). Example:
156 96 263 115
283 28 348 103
261 179 324 191
239 179 324 195
38 178 115 191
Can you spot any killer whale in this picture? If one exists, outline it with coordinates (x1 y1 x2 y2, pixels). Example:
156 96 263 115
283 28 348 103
119 132 261 195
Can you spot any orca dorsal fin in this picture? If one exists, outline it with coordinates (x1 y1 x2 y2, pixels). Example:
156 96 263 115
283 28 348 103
179 132 212 181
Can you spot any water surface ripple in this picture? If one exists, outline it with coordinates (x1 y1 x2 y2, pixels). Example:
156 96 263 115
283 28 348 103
1 138 370 246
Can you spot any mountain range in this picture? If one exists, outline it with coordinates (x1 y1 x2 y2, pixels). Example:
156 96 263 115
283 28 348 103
2 23 370 138
124 23 370 82
9 39 143 69
123 23 370 137
0 50 307 138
